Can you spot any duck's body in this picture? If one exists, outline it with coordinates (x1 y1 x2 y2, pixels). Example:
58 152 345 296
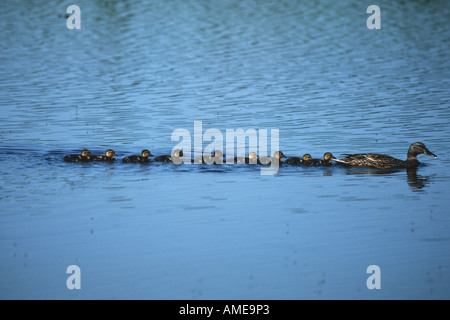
122 150 153 163
227 152 259 164
155 149 184 163
195 150 224 164
284 156 302 165
258 151 286 165
334 142 437 169
92 149 117 162
64 149 92 162
299 154 313 166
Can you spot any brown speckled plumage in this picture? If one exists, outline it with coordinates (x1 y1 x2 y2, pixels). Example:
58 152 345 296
334 142 437 169
122 150 153 163
92 149 117 162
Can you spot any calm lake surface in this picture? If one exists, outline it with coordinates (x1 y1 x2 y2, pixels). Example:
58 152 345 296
1 0 449 300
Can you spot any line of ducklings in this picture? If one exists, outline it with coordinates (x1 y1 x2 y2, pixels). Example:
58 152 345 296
63 149 333 166
63 142 437 169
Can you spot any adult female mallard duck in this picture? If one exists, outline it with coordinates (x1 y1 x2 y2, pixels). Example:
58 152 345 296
122 150 153 163
195 150 224 164
92 149 117 162
333 142 437 169
227 152 259 164
155 149 184 163
63 149 92 162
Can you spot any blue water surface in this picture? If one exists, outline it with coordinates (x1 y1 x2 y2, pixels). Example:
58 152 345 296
0 0 449 299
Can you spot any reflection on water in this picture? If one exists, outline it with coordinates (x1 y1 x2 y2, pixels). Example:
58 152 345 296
406 168 433 192
341 166 433 192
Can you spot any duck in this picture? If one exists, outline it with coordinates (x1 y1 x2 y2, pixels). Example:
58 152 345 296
227 152 259 164
122 149 153 163
195 150 224 164
155 149 184 163
333 142 437 169
91 149 117 162
63 149 92 162
320 152 336 166
285 154 302 165
258 151 286 165
299 154 313 166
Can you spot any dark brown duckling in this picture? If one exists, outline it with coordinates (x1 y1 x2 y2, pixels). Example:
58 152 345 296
320 152 336 166
306 152 336 166
285 154 302 165
333 142 437 169
194 150 224 164
227 152 259 164
154 149 184 163
258 151 286 165
63 149 92 162
300 154 313 166
122 150 153 163
92 149 117 162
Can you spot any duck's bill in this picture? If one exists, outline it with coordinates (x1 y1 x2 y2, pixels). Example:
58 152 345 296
425 150 437 158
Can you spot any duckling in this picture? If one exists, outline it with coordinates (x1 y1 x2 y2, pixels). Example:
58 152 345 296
195 150 224 164
63 149 92 162
122 150 153 163
92 149 117 162
285 154 302 165
320 152 336 166
155 149 184 163
300 154 313 166
227 152 259 164
259 151 286 165
333 142 437 169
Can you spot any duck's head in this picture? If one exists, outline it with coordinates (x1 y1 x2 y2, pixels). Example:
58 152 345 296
248 152 258 160
172 149 184 157
213 150 223 158
106 149 116 158
302 154 312 161
408 142 437 158
142 150 153 158
81 149 91 157
274 151 286 159
323 152 336 161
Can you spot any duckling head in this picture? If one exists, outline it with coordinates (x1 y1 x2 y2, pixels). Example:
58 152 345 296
248 152 258 160
172 149 183 157
81 149 91 157
274 151 286 159
302 154 312 161
213 150 223 158
106 149 116 158
323 152 336 161
142 150 153 158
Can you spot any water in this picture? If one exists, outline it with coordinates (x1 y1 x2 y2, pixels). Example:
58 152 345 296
1 0 449 300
